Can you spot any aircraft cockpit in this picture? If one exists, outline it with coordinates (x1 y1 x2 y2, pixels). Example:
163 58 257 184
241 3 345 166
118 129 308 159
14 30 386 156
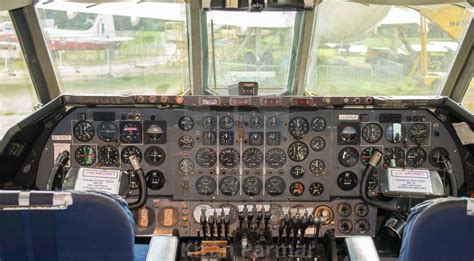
0 0 473 260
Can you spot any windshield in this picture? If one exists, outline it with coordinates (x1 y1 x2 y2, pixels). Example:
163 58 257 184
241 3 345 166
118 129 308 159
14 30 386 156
35 2 190 95
33 1 473 97
0 11 38 140
206 11 296 95
305 2 472 96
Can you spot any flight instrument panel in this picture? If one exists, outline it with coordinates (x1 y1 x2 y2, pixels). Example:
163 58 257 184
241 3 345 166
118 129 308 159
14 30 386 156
35 97 464 240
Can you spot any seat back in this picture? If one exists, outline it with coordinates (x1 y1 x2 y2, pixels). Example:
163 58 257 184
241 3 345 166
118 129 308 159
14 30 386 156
400 198 474 261
0 190 135 261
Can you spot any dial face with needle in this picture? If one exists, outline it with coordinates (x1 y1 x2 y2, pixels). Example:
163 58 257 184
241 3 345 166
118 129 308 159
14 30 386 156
98 145 119 166
408 123 430 145
74 121 94 142
178 158 194 174
362 123 383 143
75 145 96 166
144 146 166 166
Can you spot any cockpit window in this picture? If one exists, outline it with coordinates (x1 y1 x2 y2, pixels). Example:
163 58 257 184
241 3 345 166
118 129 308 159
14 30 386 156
305 2 472 96
35 2 190 96
462 76 473 113
206 11 296 95
0 11 39 140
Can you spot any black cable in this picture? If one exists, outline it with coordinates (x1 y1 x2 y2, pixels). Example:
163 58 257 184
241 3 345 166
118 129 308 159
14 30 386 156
46 150 69 191
361 151 403 212
128 154 148 210
441 155 458 197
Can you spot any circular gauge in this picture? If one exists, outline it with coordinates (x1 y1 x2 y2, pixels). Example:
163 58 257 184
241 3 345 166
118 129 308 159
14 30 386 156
202 131 217 145
339 125 359 144
242 148 264 168
157 207 179 228
219 132 234 146
362 123 383 143
120 121 142 143
337 171 358 191
310 136 326 152
266 117 281 129
248 132 264 146
355 219 370 234
146 170 166 190
133 206 155 229
309 182 324 197
179 158 194 174
144 146 166 166
309 159 325 175
195 176 217 196
97 122 118 142
243 176 263 196
195 148 217 168
219 148 240 168
178 135 194 151
408 123 430 145
121 146 142 165
337 203 352 217
220 116 234 129
202 116 217 130
219 176 240 196
313 205 334 225
265 176 286 196
290 166 305 179
338 147 359 167
265 148 287 168
354 203 369 217
429 147 450 167
178 116 194 131
266 132 281 146
360 147 381 166
250 116 264 129
385 123 406 144
145 124 164 143
311 117 326 132
406 147 427 167
338 219 353 234
383 147 405 167
269 204 284 225
288 117 309 139
193 204 213 223
75 145 96 166
219 203 238 224
73 121 95 142
97 145 119 167
288 141 309 162
289 182 305 197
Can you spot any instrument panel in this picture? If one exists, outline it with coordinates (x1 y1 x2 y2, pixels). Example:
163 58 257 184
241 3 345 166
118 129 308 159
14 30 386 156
36 106 464 237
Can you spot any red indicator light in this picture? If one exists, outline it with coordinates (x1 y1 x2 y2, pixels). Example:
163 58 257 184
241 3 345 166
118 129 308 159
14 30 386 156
291 98 312 106
261 98 282 106
200 97 221 105
229 97 251 106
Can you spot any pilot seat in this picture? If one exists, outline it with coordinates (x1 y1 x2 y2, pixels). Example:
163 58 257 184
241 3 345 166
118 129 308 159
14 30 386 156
0 190 149 261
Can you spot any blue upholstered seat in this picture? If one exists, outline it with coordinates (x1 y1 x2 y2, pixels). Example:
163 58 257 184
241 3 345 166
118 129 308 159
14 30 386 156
400 197 474 261
0 190 148 261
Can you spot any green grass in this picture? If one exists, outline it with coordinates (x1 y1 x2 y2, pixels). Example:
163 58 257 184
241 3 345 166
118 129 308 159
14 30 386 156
61 72 188 95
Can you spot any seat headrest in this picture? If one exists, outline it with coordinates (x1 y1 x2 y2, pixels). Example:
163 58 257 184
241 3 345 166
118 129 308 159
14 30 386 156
0 190 73 210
